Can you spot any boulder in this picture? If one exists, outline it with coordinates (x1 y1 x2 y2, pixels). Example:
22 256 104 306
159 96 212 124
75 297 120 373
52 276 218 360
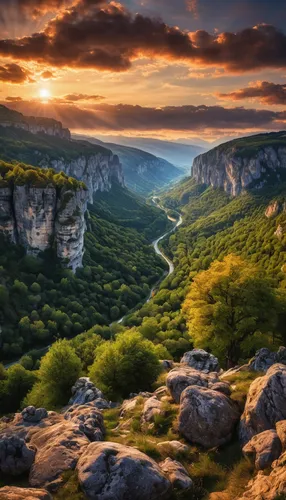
69 377 109 409
159 458 193 490
276 420 286 450
141 396 164 428
240 364 286 444
248 347 286 372
64 405 105 442
21 407 48 424
242 429 282 470
157 441 189 456
120 396 141 417
77 441 171 500
0 435 36 476
0 486 52 500
180 349 220 373
0 410 62 441
29 421 89 491
237 450 286 499
178 386 240 448
166 366 229 403
161 360 174 371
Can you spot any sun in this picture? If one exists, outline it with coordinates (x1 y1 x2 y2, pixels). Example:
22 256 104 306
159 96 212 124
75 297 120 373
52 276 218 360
39 88 51 101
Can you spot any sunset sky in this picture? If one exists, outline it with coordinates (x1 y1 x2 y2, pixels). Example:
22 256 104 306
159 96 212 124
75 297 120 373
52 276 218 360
0 0 286 142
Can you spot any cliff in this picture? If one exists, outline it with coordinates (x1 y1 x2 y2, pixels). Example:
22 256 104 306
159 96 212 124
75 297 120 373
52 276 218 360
0 104 70 140
192 131 286 196
0 162 88 271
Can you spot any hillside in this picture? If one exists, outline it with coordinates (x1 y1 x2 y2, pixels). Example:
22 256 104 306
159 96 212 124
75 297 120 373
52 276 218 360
192 131 286 196
74 134 183 196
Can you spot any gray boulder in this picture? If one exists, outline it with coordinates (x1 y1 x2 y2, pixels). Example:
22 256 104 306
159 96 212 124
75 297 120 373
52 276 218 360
161 360 174 372
243 429 282 470
178 386 240 448
159 458 193 490
77 441 171 500
0 434 36 476
180 349 220 373
166 366 230 403
69 377 109 409
240 364 286 444
21 407 48 424
276 420 286 450
141 396 165 429
0 486 52 500
248 347 286 372
64 404 105 442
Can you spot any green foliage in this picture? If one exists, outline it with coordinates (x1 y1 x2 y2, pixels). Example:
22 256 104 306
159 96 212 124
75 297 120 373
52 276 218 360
89 330 161 399
25 340 81 408
0 364 37 414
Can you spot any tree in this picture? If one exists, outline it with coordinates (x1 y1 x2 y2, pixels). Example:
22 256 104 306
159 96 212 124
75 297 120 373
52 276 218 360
89 330 161 399
25 340 81 408
4 364 37 412
183 254 279 367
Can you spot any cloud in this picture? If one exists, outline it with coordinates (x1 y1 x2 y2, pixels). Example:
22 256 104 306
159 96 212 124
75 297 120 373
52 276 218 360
0 63 33 83
40 70 55 80
0 0 70 18
217 81 286 105
0 0 286 73
3 100 284 133
63 93 105 102
5 96 23 102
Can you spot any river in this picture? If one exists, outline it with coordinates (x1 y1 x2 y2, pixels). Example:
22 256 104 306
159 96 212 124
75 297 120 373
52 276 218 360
4 198 182 367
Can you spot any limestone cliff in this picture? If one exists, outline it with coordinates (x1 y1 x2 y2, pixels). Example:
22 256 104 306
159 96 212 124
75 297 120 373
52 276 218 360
0 163 88 271
192 132 286 196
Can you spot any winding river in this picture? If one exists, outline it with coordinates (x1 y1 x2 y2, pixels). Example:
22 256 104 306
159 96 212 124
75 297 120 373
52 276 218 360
4 198 182 367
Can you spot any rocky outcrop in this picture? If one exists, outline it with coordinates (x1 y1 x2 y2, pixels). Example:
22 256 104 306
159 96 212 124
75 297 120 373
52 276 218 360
240 364 286 444
77 441 171 500
248 347 286 372
265 200 285 218
180 349 220 373
159 458 193 491
64 405 105 442
166 366 230 403
192 133 286 196
0 184 87 271
69 377 110 409
141 396 165 429
0 486 52 500
178 386 240 448
276 420 286 450
242 429 282 470
21 407 48 424
0 435 36 476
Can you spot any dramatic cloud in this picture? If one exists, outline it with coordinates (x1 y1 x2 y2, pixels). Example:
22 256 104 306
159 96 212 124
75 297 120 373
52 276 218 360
0 0 286 73
63 93 105 102
217 81 286 105
40 70 55 80
0 63 32 83
0 0 70 18
3 101 284 133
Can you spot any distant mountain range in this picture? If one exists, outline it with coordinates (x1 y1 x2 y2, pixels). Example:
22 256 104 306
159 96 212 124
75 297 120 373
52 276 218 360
74 134 184 196
81 134 206 169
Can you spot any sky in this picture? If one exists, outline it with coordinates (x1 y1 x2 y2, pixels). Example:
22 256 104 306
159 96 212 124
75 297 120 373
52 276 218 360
0 0 286 142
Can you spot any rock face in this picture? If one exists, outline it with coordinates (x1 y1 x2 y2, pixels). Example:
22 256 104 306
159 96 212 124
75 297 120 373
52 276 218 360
178 386 240 448
248 347 286 372
64 405 105 442
0 435 36 475
77 441 171 500
276 420 286 450
159 458 193 491
180 349 220 373
238 450 286 500
192 132 286 196
166 366 230 403
240 364 286 444
0 184 87 271
21 407 48 424
141 396 164 429
69 377 109 409
242 429 282 470
265 200 285 218
0 486 52 500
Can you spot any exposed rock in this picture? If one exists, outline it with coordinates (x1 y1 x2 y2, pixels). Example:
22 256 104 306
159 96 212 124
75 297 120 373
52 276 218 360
21 407 48 424
210 382 232 396
242 429 282 470
29 421 89 491
265 200 281 218
159 458 193 490
275 224 285 240
276 420 286 450
161 360 174 371
237 450 286 499
240 364 286 444
180 349 220 373
0 434 36 476
64 405 105 442
69 377 109 408
248 347 286 372
0 486 52 500
178 386 240 448
141 396 165 429
166 366 230 403
220 364 249 379
77 441 171 500
154 386 169 398
0 409 62 441
157 441 189 455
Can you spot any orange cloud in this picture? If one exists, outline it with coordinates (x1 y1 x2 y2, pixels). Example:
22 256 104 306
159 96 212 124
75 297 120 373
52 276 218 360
217 81 286 105
0 63 33 83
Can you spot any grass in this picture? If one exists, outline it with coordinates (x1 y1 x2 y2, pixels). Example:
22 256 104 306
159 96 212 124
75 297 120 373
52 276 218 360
53 471 85 500
223 371 263 410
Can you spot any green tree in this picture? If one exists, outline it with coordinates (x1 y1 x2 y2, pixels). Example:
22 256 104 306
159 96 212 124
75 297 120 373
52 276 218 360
183 254 279 367
89 330 161 399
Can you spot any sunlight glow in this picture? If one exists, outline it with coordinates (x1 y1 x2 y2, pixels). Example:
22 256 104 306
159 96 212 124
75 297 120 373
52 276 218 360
39 88 51 101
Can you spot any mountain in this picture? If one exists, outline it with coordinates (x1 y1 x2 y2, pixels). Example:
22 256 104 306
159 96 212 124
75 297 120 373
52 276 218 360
83 134 206 169
74 134 183 196
192 131 286 196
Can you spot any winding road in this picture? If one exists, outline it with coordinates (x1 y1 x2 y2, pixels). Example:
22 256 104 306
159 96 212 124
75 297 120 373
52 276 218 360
4 198 182 367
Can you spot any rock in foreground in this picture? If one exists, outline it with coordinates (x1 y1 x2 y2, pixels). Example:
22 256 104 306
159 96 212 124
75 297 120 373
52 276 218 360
0 486 52 500
242 429 282 470
77 441 171 500
0 435 36 476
